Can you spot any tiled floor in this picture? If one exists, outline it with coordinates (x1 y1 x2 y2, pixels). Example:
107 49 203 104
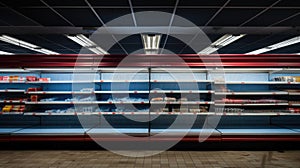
0 150 299 168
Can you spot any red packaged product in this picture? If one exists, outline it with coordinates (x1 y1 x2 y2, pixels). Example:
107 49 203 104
2 76 9 81
30 95 39 102
27 87 42 92
0 76 3 81
26 76 38 81
38 78 50 82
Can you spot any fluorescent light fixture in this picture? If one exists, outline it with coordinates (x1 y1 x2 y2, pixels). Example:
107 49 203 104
0 50 13 55
246 36 300 54
198 34 246 54
0 35 58 55
141 34 161 54
0 68 27 72
66 34 109 55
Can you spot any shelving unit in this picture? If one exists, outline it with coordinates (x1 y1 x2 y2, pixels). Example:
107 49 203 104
1 64 300 141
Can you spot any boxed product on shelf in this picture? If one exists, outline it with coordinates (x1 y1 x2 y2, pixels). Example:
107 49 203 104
1 76 9 81
40 97 57 102
289 101 300 104
178 97 188 102
164 97 176 102
38 78 50 82
27 87 42 92
45 109 66 113
4 98 27 102
224 108 244 113
288 108 300 113
173 108 188 112
189 109 201 113
151 97 163 102
26 76 38 81
9 76 19 81
216 98 287 104
30 95 39 102
80 88 94 92
11 105 25 112
2 105 13 112
189 106 208 113
272 76 300 82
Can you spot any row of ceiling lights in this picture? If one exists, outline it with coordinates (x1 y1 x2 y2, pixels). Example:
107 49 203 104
0 34 299 55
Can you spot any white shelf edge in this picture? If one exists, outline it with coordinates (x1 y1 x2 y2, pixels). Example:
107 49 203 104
150 80 213 83
215 103 288 106
0 90 25 93
25 101 149 105
26 91 150 94
289 104 300 106
0 100 26 103
0 112 24 115
150 90 214 94
150 101 214 105
215 91 288 95
215 81 300 84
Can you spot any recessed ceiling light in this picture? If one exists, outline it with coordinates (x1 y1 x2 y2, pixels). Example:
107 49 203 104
198 34 246 54
246 36 300 54
66 34 109 55
0 50 13 55
141 34 161 54
0 35 59 55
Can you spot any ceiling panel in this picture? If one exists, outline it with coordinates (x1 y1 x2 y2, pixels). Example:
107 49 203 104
175 8 219 26
16 8 71 26
276 14 300 26
245 9 300 26
56 8 102 27
208 9 262 26
275 0 300 7
88 0 129 6
0 0 44 7
0 8 38 26
134 8 173 26
227 0 278 7
43 0 87 6
132 0 176 6
0 19 10 26
178 0 227 6
95 8 133 25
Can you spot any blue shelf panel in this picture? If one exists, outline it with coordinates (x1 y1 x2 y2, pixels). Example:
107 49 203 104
12 128 88 135
0 128 24 135
151 128 221 136
217 128 300 135
87 128 148 135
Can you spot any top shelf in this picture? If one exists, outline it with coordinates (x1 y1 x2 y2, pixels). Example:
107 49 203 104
1 80 300 84
215 81 300 85
1 68 300 73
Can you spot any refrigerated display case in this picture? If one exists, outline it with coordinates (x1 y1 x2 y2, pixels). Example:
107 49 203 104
0 54 299 142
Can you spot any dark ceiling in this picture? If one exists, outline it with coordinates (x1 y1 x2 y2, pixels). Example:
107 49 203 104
0 0 299 54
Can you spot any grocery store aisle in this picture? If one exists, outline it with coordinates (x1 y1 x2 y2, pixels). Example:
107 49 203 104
0 150 299 168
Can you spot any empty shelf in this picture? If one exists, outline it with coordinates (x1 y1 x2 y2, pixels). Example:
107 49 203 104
12 128 88 135
217 128 300 136
150 129 220 136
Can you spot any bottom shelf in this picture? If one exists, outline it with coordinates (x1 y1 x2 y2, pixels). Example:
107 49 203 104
0 126 299 142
